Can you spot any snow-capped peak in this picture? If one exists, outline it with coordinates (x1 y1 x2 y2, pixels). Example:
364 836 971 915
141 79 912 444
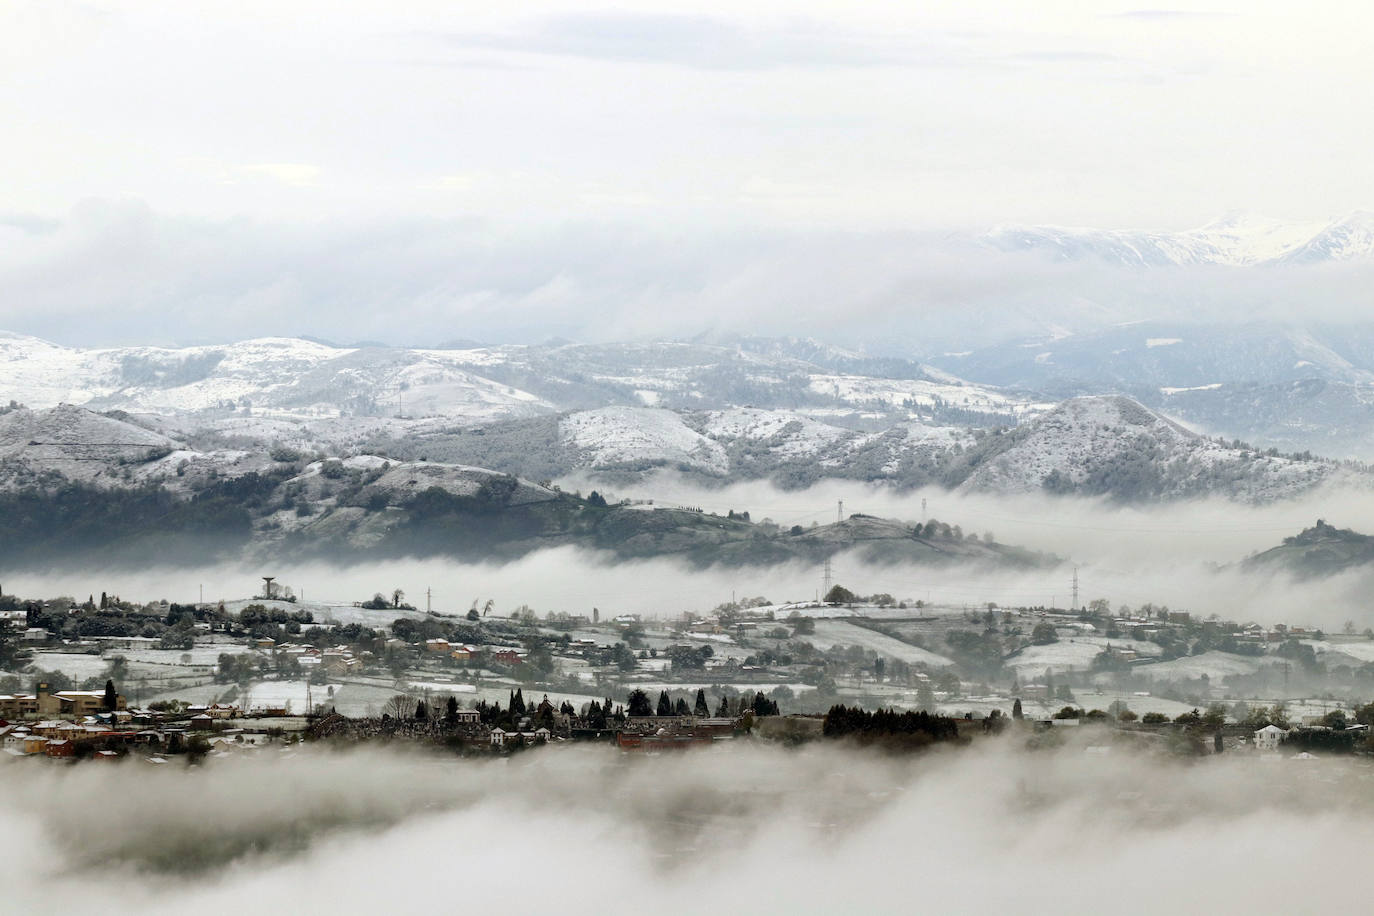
984 213 1374 267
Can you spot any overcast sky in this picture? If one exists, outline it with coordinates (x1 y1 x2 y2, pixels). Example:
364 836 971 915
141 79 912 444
3 1 1373 346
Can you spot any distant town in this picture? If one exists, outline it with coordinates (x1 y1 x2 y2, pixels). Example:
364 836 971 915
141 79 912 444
3 576 1373 764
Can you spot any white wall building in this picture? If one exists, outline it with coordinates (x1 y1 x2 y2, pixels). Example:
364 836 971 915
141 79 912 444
1254 724 1286 752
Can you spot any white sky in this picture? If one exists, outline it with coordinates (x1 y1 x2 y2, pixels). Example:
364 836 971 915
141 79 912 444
3 1 1374 344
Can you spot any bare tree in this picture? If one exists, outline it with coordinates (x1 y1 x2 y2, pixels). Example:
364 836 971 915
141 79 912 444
392 588 405 609
384 693 416 719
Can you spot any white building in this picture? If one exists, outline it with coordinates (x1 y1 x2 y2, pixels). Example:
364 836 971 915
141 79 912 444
1254 724 1287 752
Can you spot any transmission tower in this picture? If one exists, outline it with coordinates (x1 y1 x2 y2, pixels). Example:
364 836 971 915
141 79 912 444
1071 566 1079 611
837 499 844 523
822 558 832 600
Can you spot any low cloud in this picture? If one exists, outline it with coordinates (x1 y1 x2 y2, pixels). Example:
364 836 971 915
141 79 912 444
4 202 1374 353
6 479 1374 629
3 741 1373 913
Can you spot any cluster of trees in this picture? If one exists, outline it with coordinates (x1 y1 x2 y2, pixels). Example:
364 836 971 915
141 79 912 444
822 704 961 749
238 604 314 636
625 687 776 718
821 585 900 607
664 644 714 670
359 590 414 611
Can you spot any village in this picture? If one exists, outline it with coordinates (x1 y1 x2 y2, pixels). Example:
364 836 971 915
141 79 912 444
3 578 1374 764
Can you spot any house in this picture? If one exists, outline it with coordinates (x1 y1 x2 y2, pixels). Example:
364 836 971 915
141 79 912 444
425 638 451 653
0 694 38 718
45 739 74 758
1255 724 1287 752
34 685 126 717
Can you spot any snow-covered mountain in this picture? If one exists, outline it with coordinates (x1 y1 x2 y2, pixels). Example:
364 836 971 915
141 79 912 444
362 397 1360 502
0 332 1039 456
983 212 1374 267
955 396 1349 502
0 332 554 424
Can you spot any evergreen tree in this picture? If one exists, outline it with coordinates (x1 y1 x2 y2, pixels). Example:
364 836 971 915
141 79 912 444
715 695 730 717
656 690 672 717
627 689 652 717
694 688 709 717
512 688 526 715
674 697 690 716
103 678 117 712
446 696 459 723
1012 698 1023 720
415 700 428 720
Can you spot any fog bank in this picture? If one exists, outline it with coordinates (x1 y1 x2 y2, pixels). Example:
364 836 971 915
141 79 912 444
3 742 1373 914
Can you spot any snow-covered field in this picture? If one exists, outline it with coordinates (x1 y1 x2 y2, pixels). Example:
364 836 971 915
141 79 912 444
1005 642 1106 678
119 646 260 667
1306 639 1374 664
805 619 956 668
631 681 814 695
25 652 111 680
1133 651 1264 682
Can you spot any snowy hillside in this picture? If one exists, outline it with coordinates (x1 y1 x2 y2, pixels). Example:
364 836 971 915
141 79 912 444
0 333 1038 460
0 333 554 425
561 407 730 476
957 396 1351 502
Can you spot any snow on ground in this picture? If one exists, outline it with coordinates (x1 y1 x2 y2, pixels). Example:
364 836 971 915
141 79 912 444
631 681 814 695
957 395 1343 501
236 679 313 712
0 334 553 424
117 645 261 667
139 682 230 708
805 619 956 668
1005 641 1105 678
1305 639 1374 664
1133 651 1264 682
702 409 850 457
1071 636 1164 657
26 652 111 680
403 681 478 693
805 374 1035 415
560 407 729 475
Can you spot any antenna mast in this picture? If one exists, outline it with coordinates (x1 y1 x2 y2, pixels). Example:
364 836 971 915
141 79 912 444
1071 566 1080 611
822 557 833 600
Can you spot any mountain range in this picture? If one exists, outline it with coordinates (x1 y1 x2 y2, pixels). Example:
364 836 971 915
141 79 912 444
982 212 1374 267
